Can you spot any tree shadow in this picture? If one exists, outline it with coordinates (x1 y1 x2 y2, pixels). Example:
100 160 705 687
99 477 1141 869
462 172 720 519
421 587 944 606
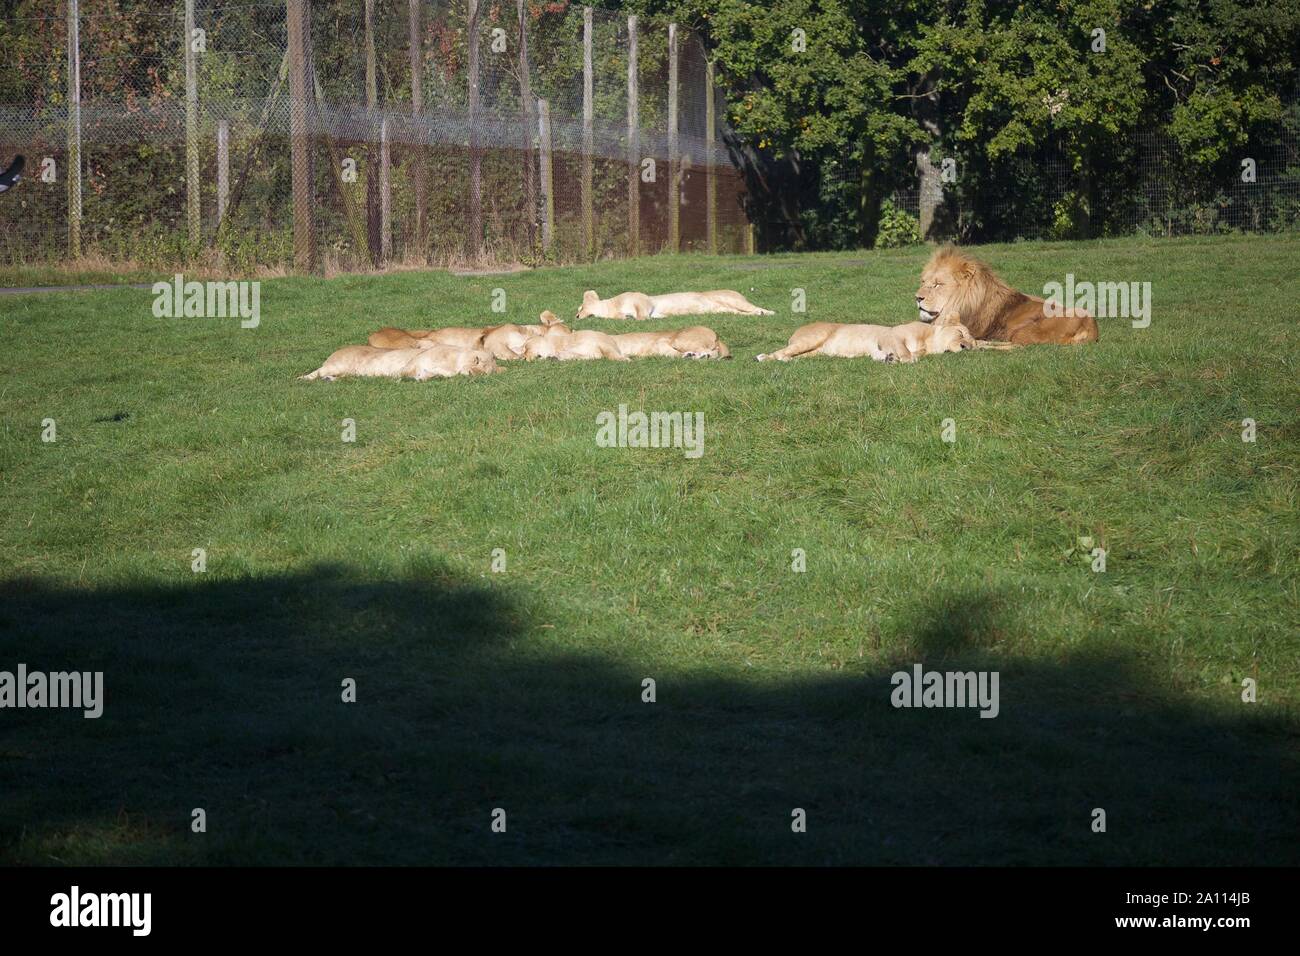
1 566 1296 865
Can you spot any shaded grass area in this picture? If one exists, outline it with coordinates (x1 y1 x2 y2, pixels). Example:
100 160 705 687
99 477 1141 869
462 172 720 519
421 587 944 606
1 233 1297 864
2 568 1296 865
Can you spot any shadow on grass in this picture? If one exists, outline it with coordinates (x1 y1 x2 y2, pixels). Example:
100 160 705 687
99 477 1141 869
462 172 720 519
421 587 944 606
1 565 1296 865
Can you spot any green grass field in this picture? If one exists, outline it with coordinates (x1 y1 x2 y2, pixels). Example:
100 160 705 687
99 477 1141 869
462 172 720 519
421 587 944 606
1 234 1297 865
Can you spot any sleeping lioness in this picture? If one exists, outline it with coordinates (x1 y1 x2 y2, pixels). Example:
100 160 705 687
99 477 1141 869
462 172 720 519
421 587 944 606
611 326 732 359
369 326 487 350
755 319 975 363
370 311 570 358
300 344 500 381
917 245 1099 344
480 311 571 359
368 327 438 349
576 289 774 321
522 329 628 361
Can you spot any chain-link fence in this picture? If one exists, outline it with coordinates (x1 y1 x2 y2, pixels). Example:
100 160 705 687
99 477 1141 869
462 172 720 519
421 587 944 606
6 3 1297 269
894 124 1300 243
753 111 1300 250
0 1 753 273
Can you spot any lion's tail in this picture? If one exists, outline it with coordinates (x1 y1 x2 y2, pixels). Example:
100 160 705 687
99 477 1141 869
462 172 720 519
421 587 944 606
973 340 1021 351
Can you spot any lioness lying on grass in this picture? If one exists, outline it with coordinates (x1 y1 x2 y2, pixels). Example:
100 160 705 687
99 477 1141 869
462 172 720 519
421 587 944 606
611 326 732 359
367 327 433 349
300 344 501 381
522 329 628 361
368 325 487 350
369 311 570 359
755 319 976 363
480 311 571 359
576 289 774 321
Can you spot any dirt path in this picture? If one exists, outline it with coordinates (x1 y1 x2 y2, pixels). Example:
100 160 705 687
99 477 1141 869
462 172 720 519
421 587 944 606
0 282 153 295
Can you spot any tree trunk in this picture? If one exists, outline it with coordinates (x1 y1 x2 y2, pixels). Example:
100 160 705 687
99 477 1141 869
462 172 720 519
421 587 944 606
915 141 944 238
858 158 884 248
1075 142 1093 239
911 70 949 240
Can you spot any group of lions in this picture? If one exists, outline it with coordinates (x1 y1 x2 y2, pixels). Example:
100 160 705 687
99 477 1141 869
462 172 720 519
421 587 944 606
299 247 1097 381
300 308 735 381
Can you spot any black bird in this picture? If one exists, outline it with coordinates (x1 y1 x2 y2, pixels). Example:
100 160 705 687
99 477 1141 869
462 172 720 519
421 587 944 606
0 155 25 194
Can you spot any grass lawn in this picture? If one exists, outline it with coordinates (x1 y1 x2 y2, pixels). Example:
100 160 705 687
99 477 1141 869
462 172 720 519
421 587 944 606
1 234 1297 865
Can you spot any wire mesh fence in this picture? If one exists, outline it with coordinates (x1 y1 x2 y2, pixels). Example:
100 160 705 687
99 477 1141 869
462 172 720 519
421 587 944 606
3 3 1297 271
888 123 1300 243
756 109 1300 250
0 1 752 273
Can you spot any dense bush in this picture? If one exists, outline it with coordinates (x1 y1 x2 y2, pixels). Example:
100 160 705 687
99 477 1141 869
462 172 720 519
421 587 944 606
874 199 921 249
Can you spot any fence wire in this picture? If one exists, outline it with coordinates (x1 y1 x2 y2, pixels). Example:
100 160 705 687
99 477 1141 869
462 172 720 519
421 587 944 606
4 2 1295 270
0 1 751 271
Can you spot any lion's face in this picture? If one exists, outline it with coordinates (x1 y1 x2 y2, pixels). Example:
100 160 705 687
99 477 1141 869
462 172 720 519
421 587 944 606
524 335 559 360
467 350 501 375
575 291 599 320
915 267 957 322
932 323 975 353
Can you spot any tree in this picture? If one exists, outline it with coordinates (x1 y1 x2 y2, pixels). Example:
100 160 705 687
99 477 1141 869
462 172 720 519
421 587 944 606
910 0 1147 239
637 0 922 248
1146 0 1300 167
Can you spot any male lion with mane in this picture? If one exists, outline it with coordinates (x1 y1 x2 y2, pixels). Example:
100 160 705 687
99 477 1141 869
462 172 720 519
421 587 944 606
916 246 1099 345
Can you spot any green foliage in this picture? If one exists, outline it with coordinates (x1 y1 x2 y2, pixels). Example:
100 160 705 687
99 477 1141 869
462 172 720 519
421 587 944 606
913 1 1147 155
873 198 921 248
1155 0 1299 165
701 1 915 158
1167 89 1283 167
664 0 1300 245
647 0 925 246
